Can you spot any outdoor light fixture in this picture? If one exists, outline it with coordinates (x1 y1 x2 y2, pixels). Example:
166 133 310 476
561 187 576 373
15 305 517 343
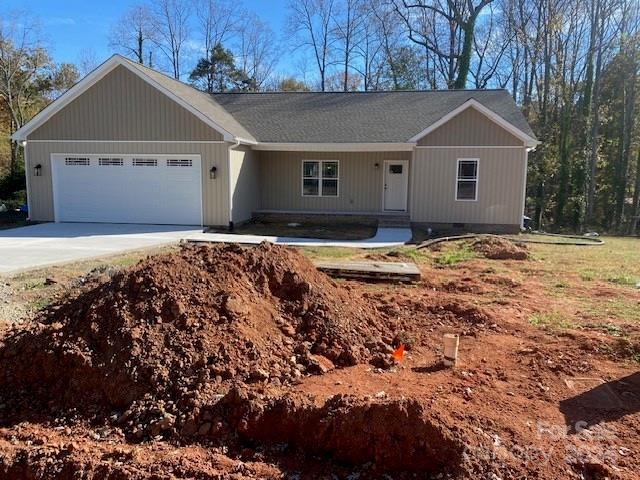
374 163 380 169
34 164 42 177
209 165 217 179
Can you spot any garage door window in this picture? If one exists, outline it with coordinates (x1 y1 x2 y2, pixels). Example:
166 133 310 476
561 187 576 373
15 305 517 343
167 159 193 167
98 158 123 166
65 157 90 166
133 158 158 167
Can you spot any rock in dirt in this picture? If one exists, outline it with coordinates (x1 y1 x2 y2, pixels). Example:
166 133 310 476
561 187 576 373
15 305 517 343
471 236 529 260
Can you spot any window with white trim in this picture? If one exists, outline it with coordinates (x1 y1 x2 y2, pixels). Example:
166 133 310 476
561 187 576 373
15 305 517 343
65 157 90 166
456 159 478 201
133 158 158 167
302 160 339 197
98 157 124 166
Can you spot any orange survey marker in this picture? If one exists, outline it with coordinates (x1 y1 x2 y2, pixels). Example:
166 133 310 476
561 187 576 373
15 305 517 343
391 344 405 362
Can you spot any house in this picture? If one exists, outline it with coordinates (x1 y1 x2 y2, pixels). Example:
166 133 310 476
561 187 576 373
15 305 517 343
13 55 538 233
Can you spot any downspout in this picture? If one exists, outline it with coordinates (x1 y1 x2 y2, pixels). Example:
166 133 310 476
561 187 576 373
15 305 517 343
21 140 32 221
227 139 240 231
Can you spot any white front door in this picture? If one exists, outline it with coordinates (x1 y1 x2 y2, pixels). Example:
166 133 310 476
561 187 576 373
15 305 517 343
51 154 202 225
383 160 409 211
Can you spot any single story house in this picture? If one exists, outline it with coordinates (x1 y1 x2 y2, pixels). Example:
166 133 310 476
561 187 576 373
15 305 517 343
13 55 538 232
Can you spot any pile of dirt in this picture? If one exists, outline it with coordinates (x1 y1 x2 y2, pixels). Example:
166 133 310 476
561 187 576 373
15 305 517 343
471 236 529 260
0 243 390 439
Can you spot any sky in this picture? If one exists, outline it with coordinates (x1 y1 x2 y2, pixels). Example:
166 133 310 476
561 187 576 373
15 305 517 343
3 0 291 74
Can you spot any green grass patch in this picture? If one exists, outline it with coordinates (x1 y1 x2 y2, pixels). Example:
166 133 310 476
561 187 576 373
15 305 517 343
433 244 475 266
529 312 574 330
579 270 596 281
606 274 637 286
29 297 52 311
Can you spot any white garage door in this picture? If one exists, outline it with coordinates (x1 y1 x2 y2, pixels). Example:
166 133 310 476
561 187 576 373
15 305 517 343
51 154 202 225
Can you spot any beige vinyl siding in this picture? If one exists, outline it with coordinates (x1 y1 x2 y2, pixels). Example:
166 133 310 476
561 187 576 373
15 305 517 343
229 145 259 223
26 141 230 226
258 151 410 213
410 147 526 226
29 65 224 142
417 108 523 146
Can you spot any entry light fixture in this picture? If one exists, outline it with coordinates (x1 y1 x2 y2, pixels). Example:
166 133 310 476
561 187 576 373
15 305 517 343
209 165 217 179
374 163 380 170
34 164 42 177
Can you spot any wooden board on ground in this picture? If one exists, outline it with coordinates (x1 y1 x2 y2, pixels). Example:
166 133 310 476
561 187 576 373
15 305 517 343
315 260 421 282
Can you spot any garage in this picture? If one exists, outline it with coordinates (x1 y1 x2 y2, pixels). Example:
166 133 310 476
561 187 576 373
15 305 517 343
51 154 202 225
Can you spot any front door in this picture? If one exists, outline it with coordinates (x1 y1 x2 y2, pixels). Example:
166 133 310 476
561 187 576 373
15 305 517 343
383 160 408 211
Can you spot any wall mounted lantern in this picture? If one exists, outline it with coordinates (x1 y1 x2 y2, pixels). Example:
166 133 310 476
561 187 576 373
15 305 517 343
374 163 380 170
209 166 217 179
34 164 42 177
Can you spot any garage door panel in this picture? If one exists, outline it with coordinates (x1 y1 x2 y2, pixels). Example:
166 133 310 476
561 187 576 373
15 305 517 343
52 154 202 225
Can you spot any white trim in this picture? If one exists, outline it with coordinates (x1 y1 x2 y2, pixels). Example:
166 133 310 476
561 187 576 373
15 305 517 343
407 99 539 148
455 158 479 202
301 159 340 198
255 142 415 152
12 55 239 143
26 140 229 144
520 149 528 229
50 153 203 226
382 160 409 212
414 145 526 149
24 141 32 221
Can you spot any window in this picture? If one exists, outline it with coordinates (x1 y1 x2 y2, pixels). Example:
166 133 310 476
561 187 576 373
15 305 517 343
133 158 158 167
65 157 90 166
302 160 339 197
456 159 478 201
167 159 193 167
98 157 123 166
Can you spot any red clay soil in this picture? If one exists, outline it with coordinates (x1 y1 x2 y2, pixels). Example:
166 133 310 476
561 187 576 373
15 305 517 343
0 243 639 479
472 236 530 260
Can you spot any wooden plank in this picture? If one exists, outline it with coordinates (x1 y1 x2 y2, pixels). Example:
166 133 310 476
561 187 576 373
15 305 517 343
315 260 421 282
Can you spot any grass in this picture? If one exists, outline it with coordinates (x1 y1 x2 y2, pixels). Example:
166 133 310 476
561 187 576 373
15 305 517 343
433 243 475 266
529 312 575 330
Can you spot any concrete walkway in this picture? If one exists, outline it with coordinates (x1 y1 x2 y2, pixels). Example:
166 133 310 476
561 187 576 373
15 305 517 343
0 223 202 274
185 227 412 249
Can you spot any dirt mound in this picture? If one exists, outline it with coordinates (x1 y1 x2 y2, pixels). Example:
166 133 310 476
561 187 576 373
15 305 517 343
0 243 389 436
472 236 529 260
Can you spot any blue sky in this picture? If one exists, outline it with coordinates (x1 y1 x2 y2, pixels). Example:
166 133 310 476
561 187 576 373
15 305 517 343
4 0 291 73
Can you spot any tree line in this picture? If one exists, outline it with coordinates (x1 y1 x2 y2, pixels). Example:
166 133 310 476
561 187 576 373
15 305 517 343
1 0 639 233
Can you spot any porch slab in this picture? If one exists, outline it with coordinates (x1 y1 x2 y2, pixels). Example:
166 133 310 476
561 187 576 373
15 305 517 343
184 227 412 249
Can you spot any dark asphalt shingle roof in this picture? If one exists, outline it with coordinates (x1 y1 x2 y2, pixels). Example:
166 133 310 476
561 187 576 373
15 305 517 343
211 90 535 143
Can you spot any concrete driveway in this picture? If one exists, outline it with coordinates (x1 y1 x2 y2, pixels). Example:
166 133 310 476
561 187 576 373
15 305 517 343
0 223 203 274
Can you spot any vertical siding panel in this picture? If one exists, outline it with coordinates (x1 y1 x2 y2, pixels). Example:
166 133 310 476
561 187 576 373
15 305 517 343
410 147 526 226
29 66 223 142
257 150 410 213
417 108 524 146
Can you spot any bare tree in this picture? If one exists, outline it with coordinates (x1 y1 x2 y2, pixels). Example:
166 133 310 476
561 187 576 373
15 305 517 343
334 0 366 91
393 0 495 88
0 13 50 174
152 0 191 79
236 13 279 91
108 4 157 65
288 0 338 91
76 48 100 76
195 0 238 61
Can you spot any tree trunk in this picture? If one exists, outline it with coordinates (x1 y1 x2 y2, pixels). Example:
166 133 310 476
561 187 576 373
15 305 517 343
454 21 475 89
632 149 640 235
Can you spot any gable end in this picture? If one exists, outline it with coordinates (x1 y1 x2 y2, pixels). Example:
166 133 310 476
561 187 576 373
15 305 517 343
28 64 224 142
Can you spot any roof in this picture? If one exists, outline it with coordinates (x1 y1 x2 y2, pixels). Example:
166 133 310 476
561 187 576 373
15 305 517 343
14 54 536 147
212 90 536 144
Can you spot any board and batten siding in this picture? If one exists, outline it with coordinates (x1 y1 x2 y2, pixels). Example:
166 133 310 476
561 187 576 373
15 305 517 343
257 150 411 213
25 141 230 226
229 144 259 223
410 147 526 226
417 107 523 147
29 65 224 142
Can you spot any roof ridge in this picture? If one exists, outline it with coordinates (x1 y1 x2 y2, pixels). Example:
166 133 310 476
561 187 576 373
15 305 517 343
212 89 508 95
